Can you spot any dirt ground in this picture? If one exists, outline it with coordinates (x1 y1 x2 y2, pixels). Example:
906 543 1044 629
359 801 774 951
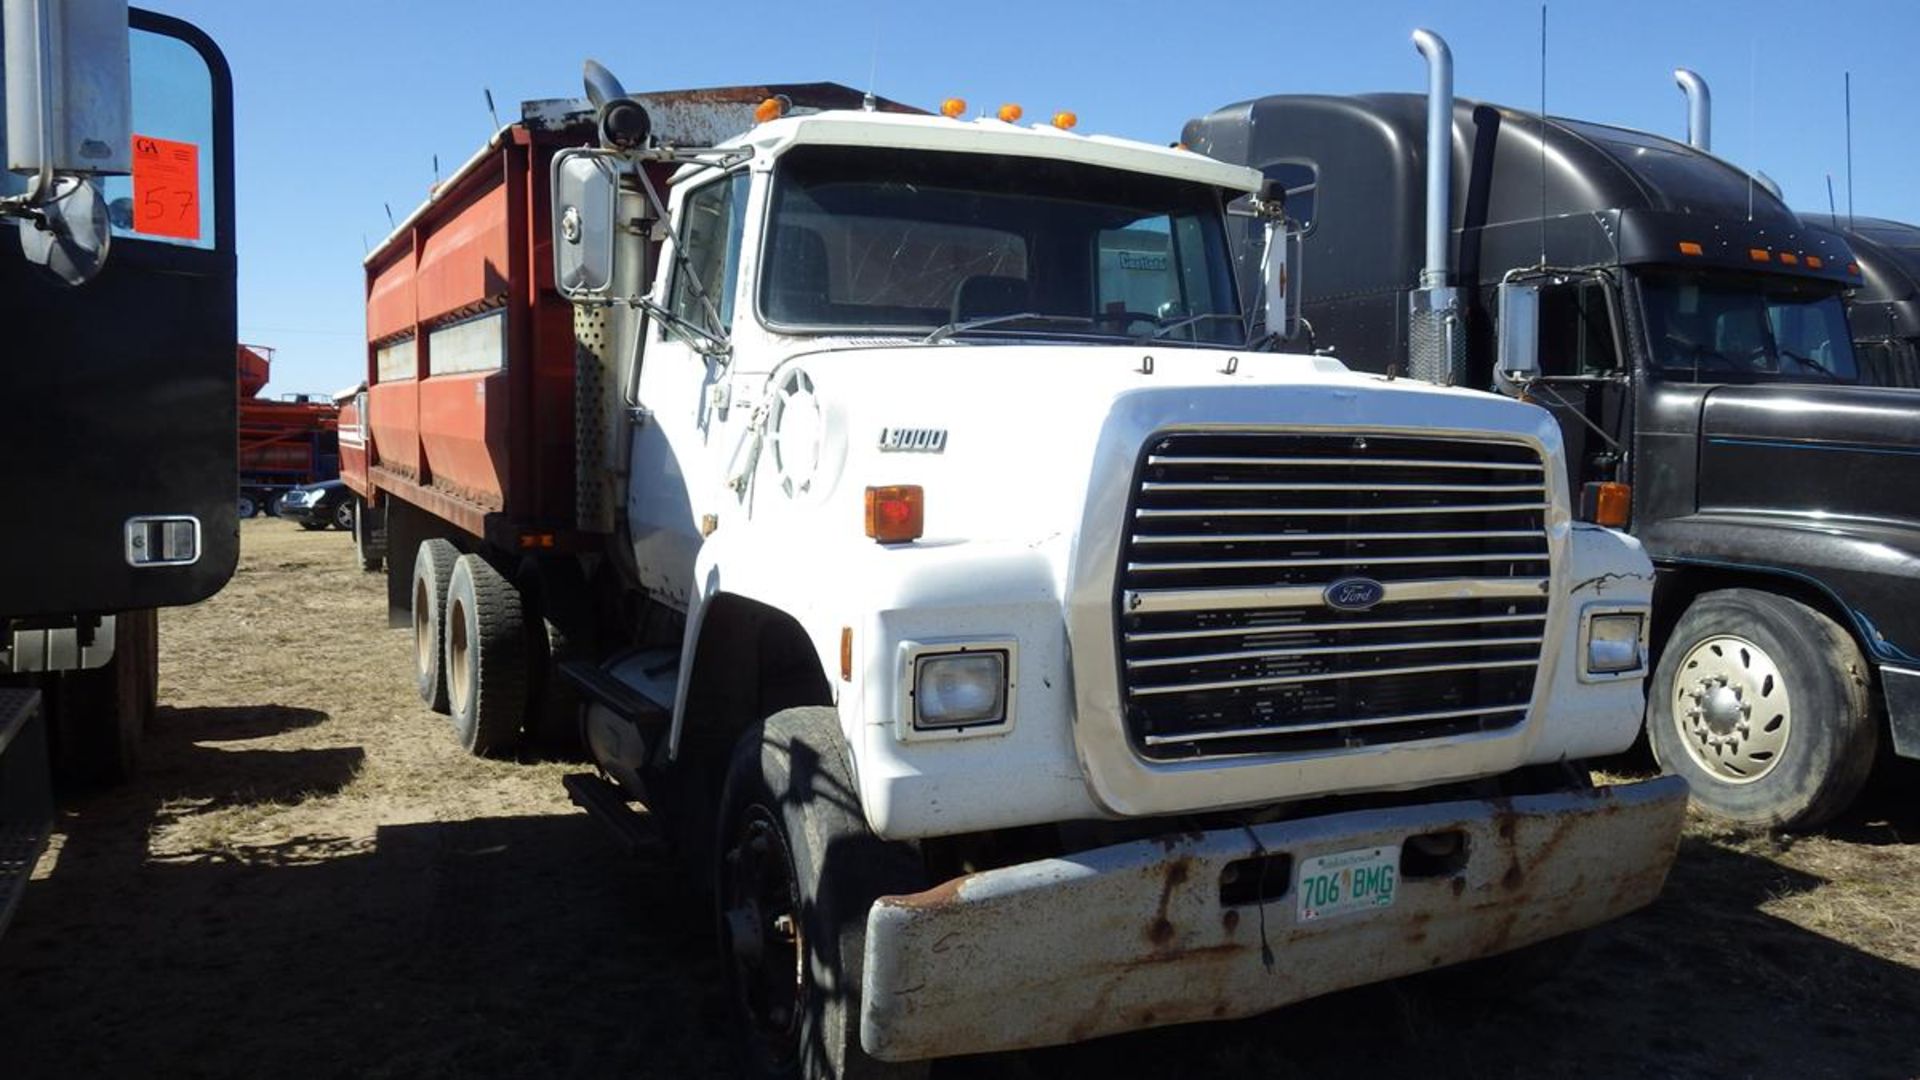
3 521 1918 1078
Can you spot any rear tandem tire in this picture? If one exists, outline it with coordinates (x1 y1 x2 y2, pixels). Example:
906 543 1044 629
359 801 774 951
411 539 461 713
352 499 384 573
716 708 930 1080
443 554 530 757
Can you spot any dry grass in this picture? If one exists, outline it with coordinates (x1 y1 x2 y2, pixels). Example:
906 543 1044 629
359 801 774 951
2 522 1917 1078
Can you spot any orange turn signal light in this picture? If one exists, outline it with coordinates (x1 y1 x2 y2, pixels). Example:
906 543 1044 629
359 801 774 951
997 103 1023 123
1051 110 1078 130
1807 255 1824 269
754 96 787 123
1779 251 1800 266
1748 248 1771 262
840 627 854 682
518 532 556 550
1677 241 1703 256
1582 482 1632 528
940 97 967 118
865 485 924 543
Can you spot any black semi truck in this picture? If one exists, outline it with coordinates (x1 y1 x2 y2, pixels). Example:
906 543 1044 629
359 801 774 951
0 1 237 933
1830 217 1920 388
1183 29 1920 829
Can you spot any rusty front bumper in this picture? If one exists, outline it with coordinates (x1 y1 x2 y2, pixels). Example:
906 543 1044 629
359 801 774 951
861 775 1688 1061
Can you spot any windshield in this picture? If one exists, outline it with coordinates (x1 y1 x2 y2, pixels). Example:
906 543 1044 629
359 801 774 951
1639 271 1858 383
760 145 1243 345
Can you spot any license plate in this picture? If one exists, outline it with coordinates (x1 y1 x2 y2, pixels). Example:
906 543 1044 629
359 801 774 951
1296 844 1400 922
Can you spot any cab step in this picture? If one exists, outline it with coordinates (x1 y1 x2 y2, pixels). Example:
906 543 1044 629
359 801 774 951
563 771 666 859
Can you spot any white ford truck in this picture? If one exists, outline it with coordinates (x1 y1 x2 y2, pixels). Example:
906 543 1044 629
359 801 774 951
388 63 1688 1078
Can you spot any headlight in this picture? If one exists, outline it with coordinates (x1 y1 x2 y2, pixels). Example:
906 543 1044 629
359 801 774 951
1584 612 1645 675
913 651 1007 729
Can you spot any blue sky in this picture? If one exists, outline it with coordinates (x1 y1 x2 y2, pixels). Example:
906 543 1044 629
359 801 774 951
157 0 1920 395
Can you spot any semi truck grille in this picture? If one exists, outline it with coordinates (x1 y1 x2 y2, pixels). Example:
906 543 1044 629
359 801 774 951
1117 431 1552 760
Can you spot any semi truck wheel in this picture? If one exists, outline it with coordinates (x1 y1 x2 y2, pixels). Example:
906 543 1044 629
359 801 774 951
412 539 461 713
53 609 159 785
716 708 929 1080
443 554 529 757
1648 589 1878 829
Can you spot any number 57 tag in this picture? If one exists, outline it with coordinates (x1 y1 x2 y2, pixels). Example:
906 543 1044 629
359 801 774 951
131 134 200 241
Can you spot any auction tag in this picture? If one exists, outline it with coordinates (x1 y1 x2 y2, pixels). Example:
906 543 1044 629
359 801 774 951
131 134 200 240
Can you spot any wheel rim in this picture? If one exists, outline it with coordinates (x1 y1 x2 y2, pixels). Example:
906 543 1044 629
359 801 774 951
1671 633 1792 784
446 595 472 717
413 580 434 680
335 502 354 529
721 806 804 1072
238 495 255 518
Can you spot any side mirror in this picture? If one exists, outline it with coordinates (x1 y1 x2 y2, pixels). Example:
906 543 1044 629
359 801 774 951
4 0 133 179
1259 217 1302 342
1496 281 1541 381
551 148 620 299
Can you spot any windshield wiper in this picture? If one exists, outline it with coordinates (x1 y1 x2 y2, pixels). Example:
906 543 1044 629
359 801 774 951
1135 312 1248 344
1778 348 1839 380
923 312 1098 344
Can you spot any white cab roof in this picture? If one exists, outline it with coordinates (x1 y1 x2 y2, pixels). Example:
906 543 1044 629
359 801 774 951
726 109 1262 193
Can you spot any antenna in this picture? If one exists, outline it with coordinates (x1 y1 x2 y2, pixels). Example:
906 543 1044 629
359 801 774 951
1746 36 1756 222
384 202 395 230
484 87 501 131
432 154 441 190
1826 173 1838 229
1538 3 1548 268
864 1 883 111
362 232 370 254
1844 71 1854 231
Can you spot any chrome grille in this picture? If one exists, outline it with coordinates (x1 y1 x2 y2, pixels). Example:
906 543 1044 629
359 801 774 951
1117 431 1551 759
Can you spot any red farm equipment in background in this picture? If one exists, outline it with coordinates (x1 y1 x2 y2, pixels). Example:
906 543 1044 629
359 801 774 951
237 344 341 518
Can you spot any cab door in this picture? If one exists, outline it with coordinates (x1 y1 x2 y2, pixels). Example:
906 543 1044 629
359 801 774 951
626 168 754 609
0 12 237 619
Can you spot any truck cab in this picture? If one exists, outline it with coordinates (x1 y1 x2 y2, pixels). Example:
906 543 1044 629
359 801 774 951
361 67 1687 1076
1833 215 1920 388
1183 31 1920 828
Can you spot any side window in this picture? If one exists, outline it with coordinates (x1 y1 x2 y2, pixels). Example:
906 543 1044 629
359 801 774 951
1537 280 1619 376
1260 162 1316 231
669 171 750 332
100 29 220 249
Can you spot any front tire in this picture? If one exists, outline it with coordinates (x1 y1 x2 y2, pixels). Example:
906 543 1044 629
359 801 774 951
443 554 529 757
411 539 460 713
1649 589 1877 829
717 709 929 1080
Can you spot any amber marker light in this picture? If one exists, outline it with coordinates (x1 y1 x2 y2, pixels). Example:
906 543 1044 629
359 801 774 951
939 97 967 118
865 485 924 543
1807 255 1824 269
997 103 1023 123
1779 251 1800 266
840 627 854 682
1748 248 1771 262
1051 110 1078 130
754 96 787 123
1677 241 1704 256
1582 482 1632 528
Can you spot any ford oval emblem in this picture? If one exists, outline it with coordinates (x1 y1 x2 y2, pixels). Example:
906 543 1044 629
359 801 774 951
1323 576 1386 612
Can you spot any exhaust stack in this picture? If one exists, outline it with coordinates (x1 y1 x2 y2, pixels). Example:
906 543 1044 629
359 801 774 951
1407 28 1465 385
1674 68 1711 151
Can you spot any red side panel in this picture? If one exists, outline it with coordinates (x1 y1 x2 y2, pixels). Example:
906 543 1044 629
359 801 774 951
337 394 369 500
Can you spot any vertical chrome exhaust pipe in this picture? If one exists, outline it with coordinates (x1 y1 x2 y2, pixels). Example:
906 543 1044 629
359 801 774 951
1413 29 1454 289
1674 68 1710 151
1407 28 1465 385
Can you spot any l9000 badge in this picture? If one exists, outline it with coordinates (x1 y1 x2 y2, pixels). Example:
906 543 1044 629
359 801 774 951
879 427 947 452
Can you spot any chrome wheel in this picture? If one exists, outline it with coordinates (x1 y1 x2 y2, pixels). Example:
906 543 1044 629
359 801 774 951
1672 634 1791 783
